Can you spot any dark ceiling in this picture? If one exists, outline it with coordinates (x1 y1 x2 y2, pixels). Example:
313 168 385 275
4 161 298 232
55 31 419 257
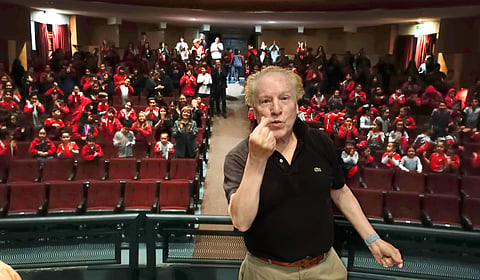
84 0 480 12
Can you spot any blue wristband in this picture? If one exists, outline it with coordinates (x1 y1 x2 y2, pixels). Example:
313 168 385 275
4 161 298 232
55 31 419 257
364 233 380 246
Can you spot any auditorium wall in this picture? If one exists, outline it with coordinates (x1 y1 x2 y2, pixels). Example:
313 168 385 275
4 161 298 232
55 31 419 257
437 16 480 88
0 3 30 72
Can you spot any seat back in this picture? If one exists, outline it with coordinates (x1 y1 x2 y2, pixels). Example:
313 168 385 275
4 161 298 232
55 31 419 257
423 194 461 226
351 188 385 220
159 180 192 212
124 181 158 212
393 170 425 193
426 173 459 195
86 181 122 212
100 142 117 159
169 158 197 181
0 184 6 208
463 197 480 229
8 159 40 182
75 160 106 181
7 183 45 215
47 182 84 213
108 158 137 180
42 159 74 182
361 168 393 191
139 158 168 180
15 141 32 159
461 176 480 199
385 191 422 223
133 142 150 159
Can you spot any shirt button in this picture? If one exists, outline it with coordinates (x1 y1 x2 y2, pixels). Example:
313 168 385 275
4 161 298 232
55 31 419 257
279 159 284 163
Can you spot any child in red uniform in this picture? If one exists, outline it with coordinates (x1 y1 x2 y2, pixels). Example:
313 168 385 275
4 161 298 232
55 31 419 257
395 106 416 129
0 90 19 111
81 135 103 160
338 115 359 140
423 141 448 172
117 101 137 125
388 119 409 154
29 127 56 160
381 142 401 168
445 146 460 173
100 108 122 141
324 103 344 134
56 131 79 159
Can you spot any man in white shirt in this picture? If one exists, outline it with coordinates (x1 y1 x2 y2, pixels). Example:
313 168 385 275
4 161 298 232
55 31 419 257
210 37 224 60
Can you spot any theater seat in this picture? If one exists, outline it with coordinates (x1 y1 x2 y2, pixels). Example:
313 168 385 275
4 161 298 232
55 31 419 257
351 188 385 221
425 173 459 195
360 168 393 191
422 194 461 228
6 183 47 216
138 158 169 181
159 180 193 213
106 158 140 181
41 159 75 182
384 191 422 224
7 159 41 183
14 141 32 159
0 184 6 216
393 170 425 193
74 160 107 181
85 181 124 213
461 176 480 199
169 158 198 181
461 197 480 231
123 181 159 212
46 182 85 214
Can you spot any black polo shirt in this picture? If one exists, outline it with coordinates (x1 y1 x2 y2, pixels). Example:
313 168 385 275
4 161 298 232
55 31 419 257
224 118 345 263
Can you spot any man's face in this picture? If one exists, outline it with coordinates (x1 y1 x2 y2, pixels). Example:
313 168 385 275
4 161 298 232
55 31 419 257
215 37 220 43
122 126 130 133
215 60 221 68
439 103 447 110
472 99 479 108
253 72 298 142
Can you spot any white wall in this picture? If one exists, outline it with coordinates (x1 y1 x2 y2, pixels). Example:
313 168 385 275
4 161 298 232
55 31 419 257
31 10 69 25
398 21 440 37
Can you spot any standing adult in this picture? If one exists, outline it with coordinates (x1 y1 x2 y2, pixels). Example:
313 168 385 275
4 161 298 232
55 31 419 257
224 66 402 280
210 37 224 61
211 60 228 118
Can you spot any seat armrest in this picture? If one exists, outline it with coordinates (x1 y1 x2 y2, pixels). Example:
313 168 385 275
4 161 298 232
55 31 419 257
102 160 110 180
461 215 473 231
133 160 141 180
421 210 433 227
69 160 78 181
384 209 394 224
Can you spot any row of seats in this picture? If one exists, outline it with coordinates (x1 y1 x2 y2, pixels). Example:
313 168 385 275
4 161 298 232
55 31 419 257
0 158 200 184
0 180 194 217
10 126 209 160
351 167 480 198
347 189 480 231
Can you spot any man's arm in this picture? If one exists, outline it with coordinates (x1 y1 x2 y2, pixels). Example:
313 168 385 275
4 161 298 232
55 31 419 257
331 186 403 268
228 117 275 232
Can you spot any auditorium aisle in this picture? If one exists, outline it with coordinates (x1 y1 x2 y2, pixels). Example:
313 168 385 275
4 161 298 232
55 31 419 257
200 83 250 217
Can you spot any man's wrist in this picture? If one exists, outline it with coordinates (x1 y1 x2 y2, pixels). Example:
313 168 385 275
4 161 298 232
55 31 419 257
364 233 380 246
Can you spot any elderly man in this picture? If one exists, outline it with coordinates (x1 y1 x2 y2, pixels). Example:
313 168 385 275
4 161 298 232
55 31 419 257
224 66 402 280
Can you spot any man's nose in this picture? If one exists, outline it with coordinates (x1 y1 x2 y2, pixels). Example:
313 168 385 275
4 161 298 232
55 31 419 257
271 99 282 115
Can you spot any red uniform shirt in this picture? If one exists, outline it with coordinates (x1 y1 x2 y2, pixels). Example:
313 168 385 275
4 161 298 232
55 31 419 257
57 142 79 158
430 153 448 172
81 144 104 160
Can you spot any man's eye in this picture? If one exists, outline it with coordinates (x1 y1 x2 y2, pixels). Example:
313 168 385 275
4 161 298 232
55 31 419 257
261 99 271 104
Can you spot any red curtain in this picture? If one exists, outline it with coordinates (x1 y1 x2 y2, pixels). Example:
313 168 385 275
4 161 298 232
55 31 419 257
53 24 71 58
394 35 415 70
34 22 49 66
414 34 437 68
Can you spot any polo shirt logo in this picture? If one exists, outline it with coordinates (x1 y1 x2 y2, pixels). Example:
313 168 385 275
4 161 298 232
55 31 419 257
314 167 322 173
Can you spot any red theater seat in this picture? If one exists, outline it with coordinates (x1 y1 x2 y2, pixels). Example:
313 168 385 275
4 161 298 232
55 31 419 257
384 191 422 224
14 141 32 159
461 176 480 199
360 168 393 191
85 181 123 213
74 160 107 181
159 180 192 213
461 197 480 230
41 159 75 182
425 173 459 195
422 194 461 228
7 159 40 183
169 158 198 181
351 188 385 221
393 170 425 193
107 158 139 181
7 183 47 216
124 181 159 212
46 182 85 214
139 158 168 181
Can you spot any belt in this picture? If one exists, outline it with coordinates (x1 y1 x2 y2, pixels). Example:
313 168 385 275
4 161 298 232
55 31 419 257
257 253 326 268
